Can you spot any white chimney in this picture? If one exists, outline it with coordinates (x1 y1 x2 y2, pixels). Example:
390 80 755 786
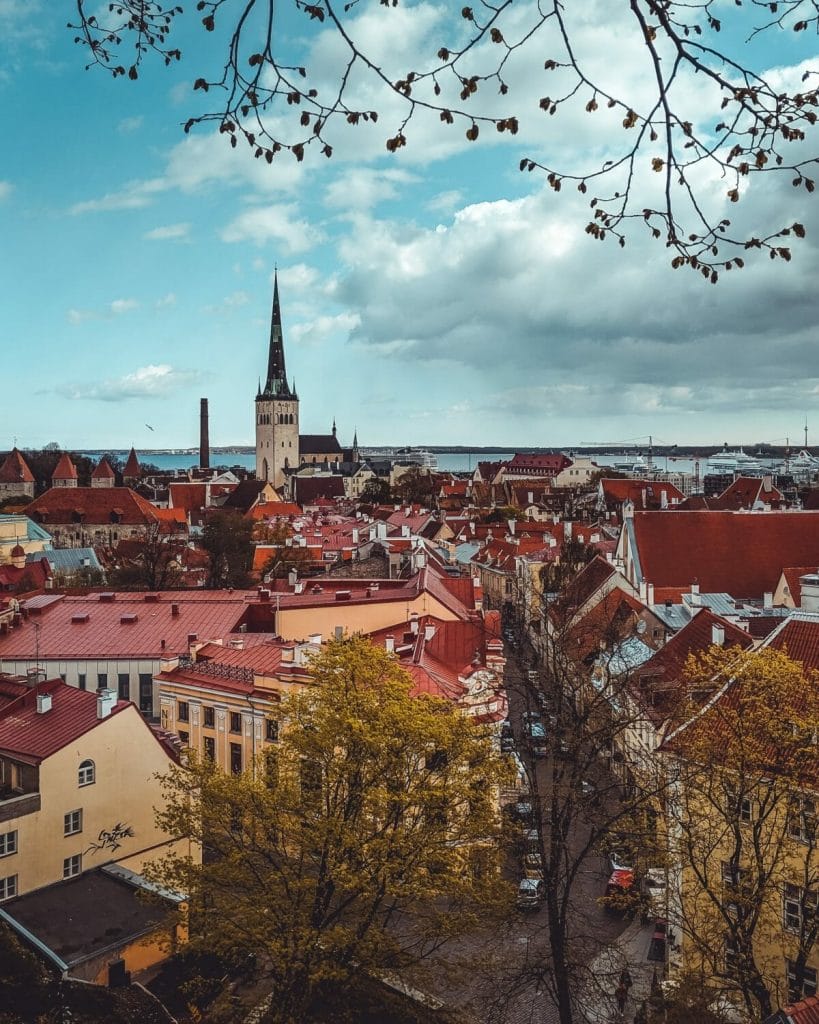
712 623 725 646
564 520 572 541
294 581 304 594
639 580 648 601
308 633 322 646
352 528 359 544
647 583 655 605
800 573 819 611
402 524 410 538
410 614 419 634
507 519 516 535
96 688 117 719
288 569 298 587
528 491 534 504
660 489 668 509
385 635 395 653
424 624 436 641
763 591 773 610
36 693 52 714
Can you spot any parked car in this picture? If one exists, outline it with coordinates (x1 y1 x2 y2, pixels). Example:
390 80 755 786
526 721 549 758
516 876 545 911
500 719 515 753
580 779 598 803
505 799 534 825
603 868 638 913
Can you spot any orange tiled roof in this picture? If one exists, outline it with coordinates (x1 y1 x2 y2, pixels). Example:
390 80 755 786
0 449 35 484
24 487 160 526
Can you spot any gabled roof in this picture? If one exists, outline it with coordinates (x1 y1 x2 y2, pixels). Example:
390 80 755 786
0 448 35 484
221 480 267 512
600 478 684 509
715 475 784 510
630 510 819 598
24 487 160 526
0 678 129 763
780 567 816 606
554 555 617 616
52 453 78 480
300 434 343 455
763 611 819 674
506 453 571 474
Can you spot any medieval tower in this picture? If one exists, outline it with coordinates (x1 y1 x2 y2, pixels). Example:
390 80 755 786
255 272 299 488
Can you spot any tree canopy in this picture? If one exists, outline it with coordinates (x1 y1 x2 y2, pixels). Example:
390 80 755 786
70 0 819 278
148 636 512 1023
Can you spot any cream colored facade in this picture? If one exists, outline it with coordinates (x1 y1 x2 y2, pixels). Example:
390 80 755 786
0 703 193 899
0 515 51 565
553 457 600 488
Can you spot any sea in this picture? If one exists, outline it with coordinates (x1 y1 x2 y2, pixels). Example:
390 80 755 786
82 451 727 476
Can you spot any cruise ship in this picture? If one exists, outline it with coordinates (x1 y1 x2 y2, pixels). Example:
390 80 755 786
361 447 438 470
705 449 765 475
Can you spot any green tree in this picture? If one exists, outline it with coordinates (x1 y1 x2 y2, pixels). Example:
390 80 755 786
391 466 436 506
148 636 512 1024
359 478 392 505
202 510 254 588
255 520 316 579
69 1 819 276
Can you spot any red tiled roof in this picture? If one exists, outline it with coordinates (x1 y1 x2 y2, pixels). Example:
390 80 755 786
765 613 819 674
631 511 819 598
779 993 819 1024
0 591 276 660
553 555 617 613
24 487 160 527
91 457 115 480
601 478 684 509
0 449 35 484
168 483 207 514
713 475 784 511
52 453 78 480
247 502 303 521
507 453 571 474
0 678 129 763
781 567 816 607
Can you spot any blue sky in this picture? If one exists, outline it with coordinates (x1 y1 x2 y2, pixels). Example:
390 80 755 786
2 1 819 452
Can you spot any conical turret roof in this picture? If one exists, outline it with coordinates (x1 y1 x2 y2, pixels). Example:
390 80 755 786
123 447 141 478
52 452 78 480
0 448 35 484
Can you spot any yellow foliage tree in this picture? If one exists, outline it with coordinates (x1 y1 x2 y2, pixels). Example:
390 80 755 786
148 636 513 1023
668 645 819 1021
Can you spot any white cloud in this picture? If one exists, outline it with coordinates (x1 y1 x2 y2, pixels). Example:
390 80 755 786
143 222 190 241
290 312 361 347
0 181 12 201
155 293 177 309
203 291 251 315
117 115 143 134
220 205 324 251
67 298 140 323
57 364 200 402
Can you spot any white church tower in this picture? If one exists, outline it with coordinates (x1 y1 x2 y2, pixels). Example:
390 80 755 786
255 272 299 488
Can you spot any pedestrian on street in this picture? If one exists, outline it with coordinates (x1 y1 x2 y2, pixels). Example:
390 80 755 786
615 982 628 1013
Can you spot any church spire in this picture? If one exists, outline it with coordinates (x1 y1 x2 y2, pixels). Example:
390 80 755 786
262 269 293 398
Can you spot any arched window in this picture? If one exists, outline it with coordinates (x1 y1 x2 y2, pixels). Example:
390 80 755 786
78 760 95 786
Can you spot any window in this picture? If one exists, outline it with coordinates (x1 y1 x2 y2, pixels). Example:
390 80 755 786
203 706 215 728
97 673 108 689
230 742 242 775
117 674 130 701
0 830 17 858
178 701 189 723
78 673 86 691
725 935 741 973
788 960 818 1002
78 760 95 787
178 730 189 746
138 674 153 714
783 884 818 932
203 736 215 761
725 782 753 823
0 874 17 901
789 796 817 844
64 810 82 836
63 854 82 879
265 718 279 742
425 749 448 772
230 712 242 734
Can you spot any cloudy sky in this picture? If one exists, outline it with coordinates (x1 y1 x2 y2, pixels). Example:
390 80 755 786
3 0 819 451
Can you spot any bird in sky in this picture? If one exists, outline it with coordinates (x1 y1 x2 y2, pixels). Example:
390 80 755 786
145 424 155 431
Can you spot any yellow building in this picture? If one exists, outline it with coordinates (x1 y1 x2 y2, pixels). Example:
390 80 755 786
0 678 193 901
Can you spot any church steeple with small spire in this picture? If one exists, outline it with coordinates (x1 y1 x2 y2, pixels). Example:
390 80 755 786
259 271 297 400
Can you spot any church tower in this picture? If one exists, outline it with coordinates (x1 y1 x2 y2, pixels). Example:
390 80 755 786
255 272 299 488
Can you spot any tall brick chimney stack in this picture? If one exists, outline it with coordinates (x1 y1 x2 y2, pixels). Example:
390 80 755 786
200 398 210 469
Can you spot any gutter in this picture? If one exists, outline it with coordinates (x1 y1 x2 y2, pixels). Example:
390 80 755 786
0 905 69 973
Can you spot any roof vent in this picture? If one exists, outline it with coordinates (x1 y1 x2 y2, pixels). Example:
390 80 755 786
335 590 351 601
36 693 52 714
71 613 90 624
120 613 138 625
144 593 160 603
99 592 116 603
171 603 180 617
